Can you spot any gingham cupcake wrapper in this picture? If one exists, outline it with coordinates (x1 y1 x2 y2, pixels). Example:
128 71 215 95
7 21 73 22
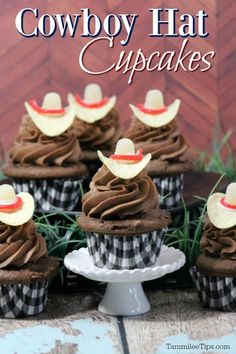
190 266 236 312
152 174 184 208
12 177 85 212
87 229 167 270
0 280 48 318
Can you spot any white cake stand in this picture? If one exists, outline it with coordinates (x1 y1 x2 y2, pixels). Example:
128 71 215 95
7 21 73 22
64 246 186 316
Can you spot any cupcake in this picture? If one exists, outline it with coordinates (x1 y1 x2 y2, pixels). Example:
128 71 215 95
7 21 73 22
190 183 236 311
0 184 58 318
78 138 171 270
68 83 121 175
124 90 192 208
3 93 88 212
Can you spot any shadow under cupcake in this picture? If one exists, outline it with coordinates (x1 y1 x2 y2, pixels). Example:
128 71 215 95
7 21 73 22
78 138 171 270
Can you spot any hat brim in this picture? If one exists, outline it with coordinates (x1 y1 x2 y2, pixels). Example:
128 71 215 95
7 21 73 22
0 192 34 226
25 102 75 137
130 99 181 128
68 94 116 123
207 192 236 229
98 151 151 179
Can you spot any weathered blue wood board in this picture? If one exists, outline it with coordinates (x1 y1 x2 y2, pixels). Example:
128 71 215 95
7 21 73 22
0 290 235 354
0 293 121 354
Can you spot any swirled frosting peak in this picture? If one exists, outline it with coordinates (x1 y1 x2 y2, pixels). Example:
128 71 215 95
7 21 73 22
9 116 81 167
73 109 121 151
0 220 47 268
200 218 236 260
125 119 188 162
82 165 158 220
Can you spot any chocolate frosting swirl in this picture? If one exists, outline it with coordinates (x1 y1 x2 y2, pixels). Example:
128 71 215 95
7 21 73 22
125 119 188 162
10 116 81 167
73 109 121 151
201 218 236 260
82 165 158 220
0 220 47 268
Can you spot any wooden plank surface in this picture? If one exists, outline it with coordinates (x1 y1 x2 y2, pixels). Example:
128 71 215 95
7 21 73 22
0 292 121 354
0 289 235 354
123 290 236 354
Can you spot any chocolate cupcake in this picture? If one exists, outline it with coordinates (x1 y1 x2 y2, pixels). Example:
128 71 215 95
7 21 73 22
190 183 236 311
3 93 88 211
78 138 171 270
124 90 192 208
68 84 121 176
0 184 58 318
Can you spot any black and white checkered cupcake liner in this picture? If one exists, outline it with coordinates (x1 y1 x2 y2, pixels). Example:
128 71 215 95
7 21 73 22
86 229 167 270
190 266 236 312
152 174 184 208
12 176 85 212
0 280 48 318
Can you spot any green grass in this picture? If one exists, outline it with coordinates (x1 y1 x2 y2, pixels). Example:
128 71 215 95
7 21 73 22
0 126 234 287
196 126 236 180
175 125 236 267
34 211 87 283
34 174 225 284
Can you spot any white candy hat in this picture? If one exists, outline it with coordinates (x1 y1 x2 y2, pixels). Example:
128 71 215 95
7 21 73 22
68 83 116 123
25 93 75 137
207 183 236 229
0 184 34 226
98 138 151 179
129 90 181 128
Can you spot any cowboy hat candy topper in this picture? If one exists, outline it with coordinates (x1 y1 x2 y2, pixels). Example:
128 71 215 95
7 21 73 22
0 184 34 226
98 138 151 179
24 93 76 137
68 83 116 124
129 90 181 128
207 183 236 229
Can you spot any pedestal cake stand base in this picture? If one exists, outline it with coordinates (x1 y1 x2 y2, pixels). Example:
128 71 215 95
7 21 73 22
99 282 151 316
64 246 186 316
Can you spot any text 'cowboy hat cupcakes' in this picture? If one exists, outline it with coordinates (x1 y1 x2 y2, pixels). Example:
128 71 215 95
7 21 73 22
190 183 236 312
78 138 171 270
124 89 192 208
0 185 58 318
68 83 121 175
3 93 88 212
